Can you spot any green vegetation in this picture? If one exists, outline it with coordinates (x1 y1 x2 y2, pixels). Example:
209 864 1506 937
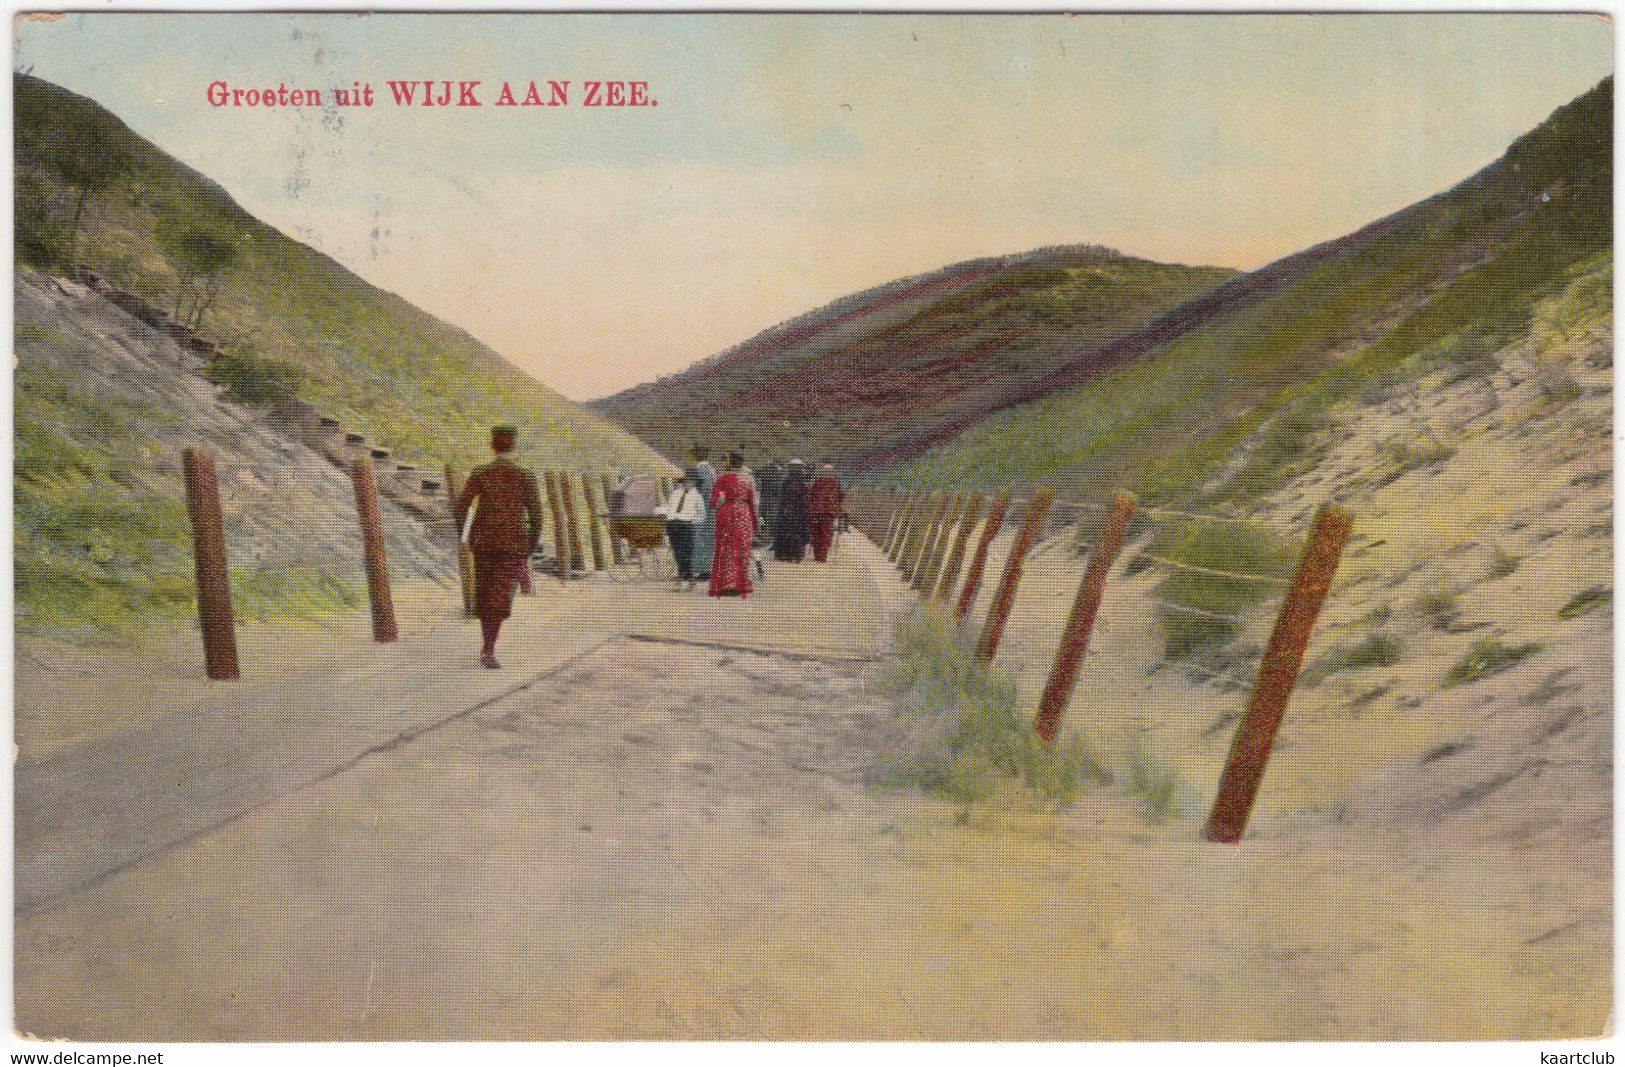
1487 547 1524 579
1534 263 1612 347
13 74 667 479
15 73 138 270
1372 435 1456 487
206 346 302 407
877 606 1106 804
153 215 242 331
594 246 1237 467
15 74 670 638
1148 517 1295 658
1557 586 1611 619
13 354 377 640
228 567 365 624
1119 737 1196 821
882 79 1612 507
1415 585 1462 628
1443 638 1544 688
1329 631 1403 672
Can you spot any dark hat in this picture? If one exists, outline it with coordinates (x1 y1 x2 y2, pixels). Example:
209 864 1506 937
491 425 518 451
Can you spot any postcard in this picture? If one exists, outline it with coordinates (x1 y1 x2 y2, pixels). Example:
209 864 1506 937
9 9 1613 1050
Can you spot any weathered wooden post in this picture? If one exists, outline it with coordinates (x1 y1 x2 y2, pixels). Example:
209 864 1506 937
916 493 965 594
891 491 925 564
543 472 570 582
884 492 908 560
350 456 399 643
579 475 609 571
599 473 626 565
975 488 1053 662
902 493 947 583
934 492 984 603
556 472 588 571
909 493 949 589
884 493 910 552
1034 492 1137 743
955 492 1010 622
443 464 477 618
181 448 241 680
1204 505 1353 844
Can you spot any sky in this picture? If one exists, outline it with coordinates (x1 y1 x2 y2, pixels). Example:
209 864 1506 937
12 12 1614 400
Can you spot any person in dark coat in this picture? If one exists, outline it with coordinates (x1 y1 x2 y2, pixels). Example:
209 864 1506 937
807 460 844 563
456 425 544 669
773 459 812 562
756 459 786 547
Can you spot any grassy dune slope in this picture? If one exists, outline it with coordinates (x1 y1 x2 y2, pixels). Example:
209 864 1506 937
13 74 669 639
880 78 1611 503
590 246 1235 464
14 75 670 479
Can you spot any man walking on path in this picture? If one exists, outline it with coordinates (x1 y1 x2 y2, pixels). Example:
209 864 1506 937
456 425 544 669
807 461 844 563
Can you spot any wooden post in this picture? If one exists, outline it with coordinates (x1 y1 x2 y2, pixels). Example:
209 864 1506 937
884 493 910 552
902 493 947 583
910 493 953 591
975 488 1053 662
580 475 608 571
916 493 965 595
443 464 477 618
599 473 627 565
955 492 1010 622
350 457 399 643
557 472 588 571
885 492 913 560
893 491 927 564
884 492 909 560
181 448 240 680
543 472 569 582
934 492 984 603
1204 505 1353 845
1034 492 1136 743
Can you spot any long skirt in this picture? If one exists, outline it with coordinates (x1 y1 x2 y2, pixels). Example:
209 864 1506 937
810 515 837 562
709 500 755 597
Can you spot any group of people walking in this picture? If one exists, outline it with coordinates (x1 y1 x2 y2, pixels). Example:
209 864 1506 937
453 426 846 668
658 444 845 599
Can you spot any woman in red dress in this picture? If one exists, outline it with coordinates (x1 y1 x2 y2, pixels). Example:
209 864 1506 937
708 452 758 597
806 461 844 563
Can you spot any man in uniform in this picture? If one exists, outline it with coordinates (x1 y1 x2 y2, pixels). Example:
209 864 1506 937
456 425 544 668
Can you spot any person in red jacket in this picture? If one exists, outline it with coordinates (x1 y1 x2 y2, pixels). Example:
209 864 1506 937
807 460 844 563
455 425 544 668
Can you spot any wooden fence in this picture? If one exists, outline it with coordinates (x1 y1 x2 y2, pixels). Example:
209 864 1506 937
845 485 1351 844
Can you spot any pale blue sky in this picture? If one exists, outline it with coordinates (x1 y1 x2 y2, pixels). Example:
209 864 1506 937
14 13 1613 398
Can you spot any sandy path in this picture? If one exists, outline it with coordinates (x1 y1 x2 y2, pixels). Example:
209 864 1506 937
14 533 1610 1040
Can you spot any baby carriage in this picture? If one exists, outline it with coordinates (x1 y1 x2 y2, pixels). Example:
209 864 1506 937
603 475 677 582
